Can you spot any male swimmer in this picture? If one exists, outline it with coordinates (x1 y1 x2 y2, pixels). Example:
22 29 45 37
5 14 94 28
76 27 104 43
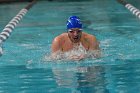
51 16 100 60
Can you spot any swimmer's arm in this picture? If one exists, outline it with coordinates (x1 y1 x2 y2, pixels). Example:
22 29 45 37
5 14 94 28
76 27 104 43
51 37 63 59
89 36 101 58
88 36 100 50
51 37 61 53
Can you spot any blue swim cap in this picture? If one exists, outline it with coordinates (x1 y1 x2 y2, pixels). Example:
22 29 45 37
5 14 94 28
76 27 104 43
67 16 82 30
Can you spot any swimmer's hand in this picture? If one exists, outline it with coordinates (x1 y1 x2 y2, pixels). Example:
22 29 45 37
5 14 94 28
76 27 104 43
68 55 85 61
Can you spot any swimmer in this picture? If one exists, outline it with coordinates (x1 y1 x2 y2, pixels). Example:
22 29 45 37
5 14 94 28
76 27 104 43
51 16 100 60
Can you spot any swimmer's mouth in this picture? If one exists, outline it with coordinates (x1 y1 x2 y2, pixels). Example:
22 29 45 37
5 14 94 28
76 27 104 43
74 36 79 39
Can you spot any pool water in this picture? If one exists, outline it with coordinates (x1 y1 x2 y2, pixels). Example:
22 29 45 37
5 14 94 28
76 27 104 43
0 0 140 93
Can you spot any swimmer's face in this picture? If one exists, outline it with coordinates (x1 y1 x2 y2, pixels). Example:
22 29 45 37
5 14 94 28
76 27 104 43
68 28 82 43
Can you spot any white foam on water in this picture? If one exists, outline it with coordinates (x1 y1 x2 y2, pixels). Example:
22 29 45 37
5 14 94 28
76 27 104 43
0 47 3 56
43 43 101 62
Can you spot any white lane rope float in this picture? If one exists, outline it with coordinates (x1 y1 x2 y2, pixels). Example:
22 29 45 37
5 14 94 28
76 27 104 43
0 0 36 56
125 4 140 19
117 0 140 19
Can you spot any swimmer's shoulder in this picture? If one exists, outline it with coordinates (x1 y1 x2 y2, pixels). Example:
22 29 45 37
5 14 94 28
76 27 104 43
58 33 68 39
53 33 68 42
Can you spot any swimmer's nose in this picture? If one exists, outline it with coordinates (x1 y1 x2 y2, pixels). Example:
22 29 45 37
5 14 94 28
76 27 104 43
73 31 78 36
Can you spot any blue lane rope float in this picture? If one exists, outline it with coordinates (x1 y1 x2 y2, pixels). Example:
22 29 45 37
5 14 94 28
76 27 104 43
117 0 140 19
0 0 36 56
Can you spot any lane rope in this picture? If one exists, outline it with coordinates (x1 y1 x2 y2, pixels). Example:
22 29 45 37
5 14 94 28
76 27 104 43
117 0 140 19
0 0 36 56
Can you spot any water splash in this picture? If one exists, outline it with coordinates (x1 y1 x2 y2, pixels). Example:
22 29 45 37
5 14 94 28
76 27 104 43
0 47 3 56
43 44 101 62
